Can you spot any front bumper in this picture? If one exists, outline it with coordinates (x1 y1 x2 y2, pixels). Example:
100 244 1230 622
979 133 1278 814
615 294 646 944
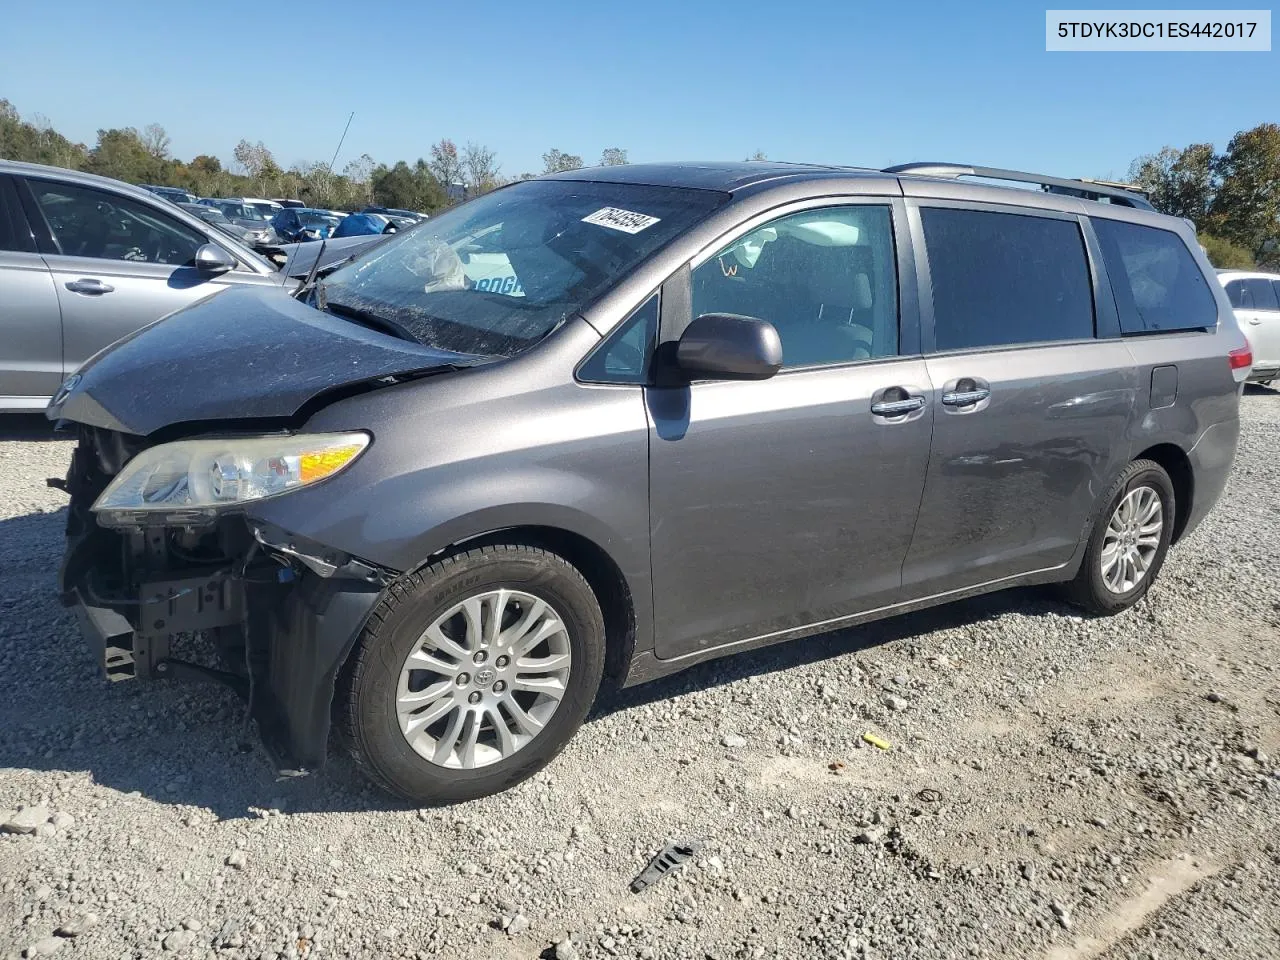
59 471 388 771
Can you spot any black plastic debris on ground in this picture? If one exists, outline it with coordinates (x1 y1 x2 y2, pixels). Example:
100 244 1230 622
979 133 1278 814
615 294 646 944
630 841 701 893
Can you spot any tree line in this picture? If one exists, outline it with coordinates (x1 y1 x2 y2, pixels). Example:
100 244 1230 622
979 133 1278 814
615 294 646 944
1128 122 1280 269
3 99 1275 265
0 99 630 213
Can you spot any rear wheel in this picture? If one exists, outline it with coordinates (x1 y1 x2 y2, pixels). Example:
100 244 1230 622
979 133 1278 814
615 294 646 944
340 544 605 803
1062 459 1174 614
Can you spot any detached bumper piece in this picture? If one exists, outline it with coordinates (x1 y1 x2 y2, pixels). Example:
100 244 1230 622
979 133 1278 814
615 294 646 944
60 513 387 774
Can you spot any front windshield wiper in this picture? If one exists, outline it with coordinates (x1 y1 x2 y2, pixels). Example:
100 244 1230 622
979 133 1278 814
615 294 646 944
320 298 419 343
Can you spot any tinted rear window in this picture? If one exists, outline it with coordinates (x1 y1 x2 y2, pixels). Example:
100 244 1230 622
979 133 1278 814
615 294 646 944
921 207 1094 351
1092 218 1217 333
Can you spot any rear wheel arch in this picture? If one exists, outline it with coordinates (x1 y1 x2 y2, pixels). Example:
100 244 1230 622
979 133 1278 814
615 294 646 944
1133 443 1193 543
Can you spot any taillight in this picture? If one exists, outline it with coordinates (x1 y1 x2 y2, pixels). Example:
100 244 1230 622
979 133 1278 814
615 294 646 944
1229 345 1253 370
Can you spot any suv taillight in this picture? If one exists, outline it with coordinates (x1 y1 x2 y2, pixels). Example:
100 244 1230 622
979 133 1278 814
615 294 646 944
1229 345 1253 370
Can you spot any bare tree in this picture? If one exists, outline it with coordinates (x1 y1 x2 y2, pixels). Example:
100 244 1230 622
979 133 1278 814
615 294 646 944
142 123 171 161
462 142 501 195
429 139 464 190
233 139 280 194
542 148 583 174
343 153 376 203
599 147 628 166
745 149 767 161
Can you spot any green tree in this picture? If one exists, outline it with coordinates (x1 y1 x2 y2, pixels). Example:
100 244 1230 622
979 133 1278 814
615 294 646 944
85 127 156 182
1128 144 1215 227
542 148 583 174
1199 233 1256 270
745 149 767 161
1208 123 1280 259
599 147 628 166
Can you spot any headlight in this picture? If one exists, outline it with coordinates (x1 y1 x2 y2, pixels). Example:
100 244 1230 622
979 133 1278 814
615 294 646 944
92 432 370 521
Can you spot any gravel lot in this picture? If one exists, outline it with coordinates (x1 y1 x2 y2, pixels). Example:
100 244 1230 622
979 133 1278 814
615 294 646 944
2 391 1278 960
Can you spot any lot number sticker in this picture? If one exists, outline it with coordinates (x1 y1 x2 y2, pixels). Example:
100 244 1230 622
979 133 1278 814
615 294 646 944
582 207 662 234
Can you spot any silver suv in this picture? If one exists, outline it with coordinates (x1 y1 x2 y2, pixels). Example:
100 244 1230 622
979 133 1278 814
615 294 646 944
51 161 1248 803
0 160 286 411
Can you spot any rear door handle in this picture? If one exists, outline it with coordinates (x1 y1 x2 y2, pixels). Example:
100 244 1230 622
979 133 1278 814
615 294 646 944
941 388 991 406
65 278 115 295
871 396 925 416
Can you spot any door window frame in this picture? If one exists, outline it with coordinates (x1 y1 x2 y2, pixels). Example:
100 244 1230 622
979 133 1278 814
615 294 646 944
660 196 921 372
13 175 262 273
907 198 1118 356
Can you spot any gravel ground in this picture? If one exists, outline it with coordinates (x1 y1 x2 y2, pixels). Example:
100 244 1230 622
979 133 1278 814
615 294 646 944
2 392 1278 960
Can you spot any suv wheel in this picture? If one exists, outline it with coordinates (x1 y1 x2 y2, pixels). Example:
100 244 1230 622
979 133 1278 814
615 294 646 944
340 544 605 803
1063 458 1174 614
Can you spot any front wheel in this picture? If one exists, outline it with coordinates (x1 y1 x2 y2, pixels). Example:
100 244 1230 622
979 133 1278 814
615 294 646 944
1062 458 1174 615
339 544 605 804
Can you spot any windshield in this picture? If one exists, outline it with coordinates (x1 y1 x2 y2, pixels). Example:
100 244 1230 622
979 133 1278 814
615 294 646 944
220 203 265 221
249 202 277 218
320 179 728 358
298 210 336 225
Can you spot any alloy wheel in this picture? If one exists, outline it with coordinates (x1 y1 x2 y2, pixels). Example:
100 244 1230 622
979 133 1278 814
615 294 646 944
1100 485 1163 594
395 589 572 769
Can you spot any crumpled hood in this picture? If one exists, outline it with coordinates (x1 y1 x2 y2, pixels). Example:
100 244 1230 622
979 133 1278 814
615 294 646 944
47 287 481 436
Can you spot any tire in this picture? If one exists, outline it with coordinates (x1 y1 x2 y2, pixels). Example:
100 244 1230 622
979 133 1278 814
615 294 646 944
1061 458 1175 615
339 544 606 804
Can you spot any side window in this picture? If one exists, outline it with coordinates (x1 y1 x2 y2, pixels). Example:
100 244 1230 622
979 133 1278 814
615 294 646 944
578 295 657 384
0 177 34 253
29 180 205 266
1092 218 1217 333
1224 279 1250 308
921 207 1094 351
1273 281 1280 308
1243 277 1279 311
691 205 898 369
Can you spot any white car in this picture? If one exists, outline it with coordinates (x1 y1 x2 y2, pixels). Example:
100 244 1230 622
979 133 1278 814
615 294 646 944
1219 270 1280 383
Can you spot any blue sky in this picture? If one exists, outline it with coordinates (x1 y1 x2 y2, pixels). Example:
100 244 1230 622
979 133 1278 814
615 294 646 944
2 0 1275 179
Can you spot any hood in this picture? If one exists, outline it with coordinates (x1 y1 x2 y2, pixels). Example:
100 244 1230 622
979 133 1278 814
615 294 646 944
276 234 388 278
48 287 483 436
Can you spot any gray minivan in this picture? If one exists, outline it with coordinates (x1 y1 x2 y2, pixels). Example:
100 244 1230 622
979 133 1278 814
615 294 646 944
0 160 285 411
50 161 1248 803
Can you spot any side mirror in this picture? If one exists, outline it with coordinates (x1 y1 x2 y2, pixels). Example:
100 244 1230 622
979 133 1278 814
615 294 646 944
194 242 236 273
675 313 782 381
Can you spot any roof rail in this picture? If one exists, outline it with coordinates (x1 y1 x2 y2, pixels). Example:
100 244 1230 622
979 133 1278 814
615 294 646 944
882 162 1155 212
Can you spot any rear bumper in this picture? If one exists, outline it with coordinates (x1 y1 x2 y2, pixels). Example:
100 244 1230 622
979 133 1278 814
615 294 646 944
1182 418 1240 541
1246 365 1279 383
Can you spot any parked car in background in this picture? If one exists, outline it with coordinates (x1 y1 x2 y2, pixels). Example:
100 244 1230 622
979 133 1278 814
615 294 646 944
50 160 1245 803
140 184 197 205
207 201 280 247
273 198 305 209
0 160 287 411
1219 270 1280 384
362 205 427 221
178 202 254 243
271 207 341 243
235 197 283 220
332 211 395 238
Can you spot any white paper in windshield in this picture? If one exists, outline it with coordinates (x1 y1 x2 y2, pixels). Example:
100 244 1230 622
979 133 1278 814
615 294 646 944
581 207 662 234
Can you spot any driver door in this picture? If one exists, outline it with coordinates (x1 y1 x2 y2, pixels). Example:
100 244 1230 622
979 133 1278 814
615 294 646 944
21 176 236 375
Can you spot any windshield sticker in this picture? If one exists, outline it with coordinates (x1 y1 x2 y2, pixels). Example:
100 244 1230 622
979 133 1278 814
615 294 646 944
581 207 662 234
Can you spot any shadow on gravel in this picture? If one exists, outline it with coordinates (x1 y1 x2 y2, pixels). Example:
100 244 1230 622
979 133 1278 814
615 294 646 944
0 413 66 442
0 503 1063 820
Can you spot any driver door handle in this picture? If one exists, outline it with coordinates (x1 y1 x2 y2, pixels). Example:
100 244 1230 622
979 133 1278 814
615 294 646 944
65 278 115 296
871 396 925 416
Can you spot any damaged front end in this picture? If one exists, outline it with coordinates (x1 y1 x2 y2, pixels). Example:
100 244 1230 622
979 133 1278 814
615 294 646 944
57 425 392 773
